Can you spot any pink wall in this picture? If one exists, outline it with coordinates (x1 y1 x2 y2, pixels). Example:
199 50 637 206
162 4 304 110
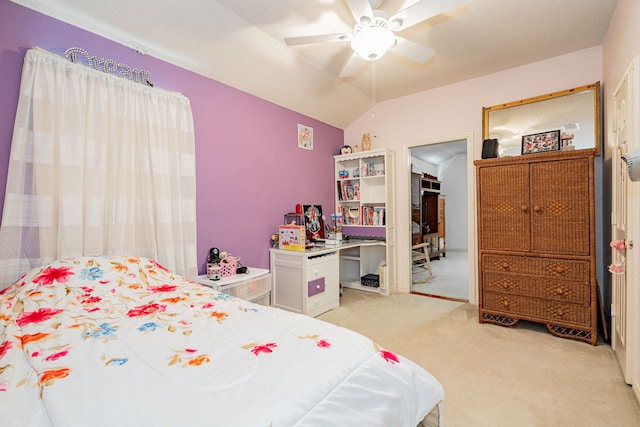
0 1 344 273
344 46 604 297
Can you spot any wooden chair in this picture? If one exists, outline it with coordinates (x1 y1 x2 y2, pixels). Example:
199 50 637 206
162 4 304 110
412 241 434 283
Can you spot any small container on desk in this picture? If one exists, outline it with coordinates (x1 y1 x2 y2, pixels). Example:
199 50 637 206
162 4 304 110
194 267 272 306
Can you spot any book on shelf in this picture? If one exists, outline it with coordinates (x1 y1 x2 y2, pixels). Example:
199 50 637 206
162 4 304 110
338 180 359 201
340 206 361 225
362 206 385 226
374 207 385 225
337 181 353 201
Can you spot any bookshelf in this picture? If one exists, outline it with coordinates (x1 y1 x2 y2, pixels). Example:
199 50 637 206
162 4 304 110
334 148 395 294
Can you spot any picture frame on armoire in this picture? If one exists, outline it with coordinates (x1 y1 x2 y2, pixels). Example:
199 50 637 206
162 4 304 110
521 130 561 155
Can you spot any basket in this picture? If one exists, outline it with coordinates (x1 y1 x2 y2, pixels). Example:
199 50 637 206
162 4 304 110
361 274 380 288
219 257 238 278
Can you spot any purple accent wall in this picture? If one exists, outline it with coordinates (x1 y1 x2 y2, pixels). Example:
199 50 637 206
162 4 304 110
0 1 344 273
342 226 386 239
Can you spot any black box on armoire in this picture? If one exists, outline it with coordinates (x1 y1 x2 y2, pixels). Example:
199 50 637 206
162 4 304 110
481 139 499 159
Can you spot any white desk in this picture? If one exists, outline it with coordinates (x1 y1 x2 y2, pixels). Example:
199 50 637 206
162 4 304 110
269 239 388 317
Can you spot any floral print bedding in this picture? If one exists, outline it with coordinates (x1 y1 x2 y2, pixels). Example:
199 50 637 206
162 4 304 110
0 256 444 427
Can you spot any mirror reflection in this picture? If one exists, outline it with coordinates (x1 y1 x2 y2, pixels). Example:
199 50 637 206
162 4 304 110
483 82 601 157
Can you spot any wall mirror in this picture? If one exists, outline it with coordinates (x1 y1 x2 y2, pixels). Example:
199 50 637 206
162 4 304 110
482 82 601 157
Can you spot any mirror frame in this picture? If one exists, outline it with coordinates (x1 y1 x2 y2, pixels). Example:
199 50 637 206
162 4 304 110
482 82 601 156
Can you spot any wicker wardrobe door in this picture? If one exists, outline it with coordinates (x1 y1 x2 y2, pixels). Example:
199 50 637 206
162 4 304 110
477 164 530 252
529 158 591 255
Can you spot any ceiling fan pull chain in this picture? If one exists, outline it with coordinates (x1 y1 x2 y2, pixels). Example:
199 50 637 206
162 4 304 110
371 60 376 118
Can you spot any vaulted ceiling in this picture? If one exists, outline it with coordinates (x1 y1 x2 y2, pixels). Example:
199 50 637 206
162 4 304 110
11 0 617 129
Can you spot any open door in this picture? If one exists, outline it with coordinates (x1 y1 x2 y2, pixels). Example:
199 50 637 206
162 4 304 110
612 57 639 385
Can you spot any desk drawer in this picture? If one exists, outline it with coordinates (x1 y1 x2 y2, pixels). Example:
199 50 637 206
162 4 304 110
307 252 338 317
308 277 325 297
307 252 338 265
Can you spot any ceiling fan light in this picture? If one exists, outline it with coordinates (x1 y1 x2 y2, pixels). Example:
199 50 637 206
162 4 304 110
351 26 395 61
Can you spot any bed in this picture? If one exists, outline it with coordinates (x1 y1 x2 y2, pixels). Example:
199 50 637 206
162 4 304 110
0 255 444 426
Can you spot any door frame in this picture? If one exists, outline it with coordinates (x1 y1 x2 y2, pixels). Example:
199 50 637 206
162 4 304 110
403 132 477 303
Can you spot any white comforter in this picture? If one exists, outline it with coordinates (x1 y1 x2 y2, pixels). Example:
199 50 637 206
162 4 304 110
0 256 443 426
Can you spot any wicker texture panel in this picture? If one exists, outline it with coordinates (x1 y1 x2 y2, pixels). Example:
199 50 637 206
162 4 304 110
546 325 593 343
481 312 518 326
530 158 591 255
482 254 589 281
478 164 530 252
483 272 590 304
483 292 591 326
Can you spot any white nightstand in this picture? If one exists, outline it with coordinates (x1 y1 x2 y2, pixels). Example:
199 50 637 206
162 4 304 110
194 267 272 306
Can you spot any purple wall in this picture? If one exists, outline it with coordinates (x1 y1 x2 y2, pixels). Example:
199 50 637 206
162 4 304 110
0 1 344 273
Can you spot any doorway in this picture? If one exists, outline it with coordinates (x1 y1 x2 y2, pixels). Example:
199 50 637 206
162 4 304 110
409 139 469 302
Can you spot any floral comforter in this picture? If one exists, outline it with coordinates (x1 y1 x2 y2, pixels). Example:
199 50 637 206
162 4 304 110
0 256 444 427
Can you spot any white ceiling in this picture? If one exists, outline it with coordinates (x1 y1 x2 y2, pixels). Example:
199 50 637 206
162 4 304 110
411 139 467 165
11 0 617 129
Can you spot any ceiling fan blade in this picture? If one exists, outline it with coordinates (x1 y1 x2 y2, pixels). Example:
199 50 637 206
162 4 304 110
389 37 435 64
344 0 374 24
390 0 467 31
339 52 365 78
285 33 351 46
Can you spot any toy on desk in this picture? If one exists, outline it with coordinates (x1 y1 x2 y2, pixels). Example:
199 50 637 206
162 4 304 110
321 214 342 245
284 212 304 228
271 233 279 248
278 224 306 252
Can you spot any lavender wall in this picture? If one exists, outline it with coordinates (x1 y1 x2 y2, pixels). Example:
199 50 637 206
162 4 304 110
0 1 344 273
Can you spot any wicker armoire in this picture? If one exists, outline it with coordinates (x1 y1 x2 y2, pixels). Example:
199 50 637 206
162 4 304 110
475 149 597 345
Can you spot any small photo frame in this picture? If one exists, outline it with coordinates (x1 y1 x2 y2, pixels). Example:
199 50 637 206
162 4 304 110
521 130 561 155
298 124 313 150
303 204 324 241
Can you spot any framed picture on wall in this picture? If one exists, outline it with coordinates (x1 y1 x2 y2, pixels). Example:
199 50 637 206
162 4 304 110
521 130 561 154
298 124 313 150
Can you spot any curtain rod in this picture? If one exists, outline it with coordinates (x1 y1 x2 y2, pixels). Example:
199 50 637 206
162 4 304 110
64 47 154 87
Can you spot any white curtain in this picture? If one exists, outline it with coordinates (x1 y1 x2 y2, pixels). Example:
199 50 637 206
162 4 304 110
0 47 197 289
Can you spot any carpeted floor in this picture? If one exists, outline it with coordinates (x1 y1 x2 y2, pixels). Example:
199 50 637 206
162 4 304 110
412 250 469 301
318 289 640 427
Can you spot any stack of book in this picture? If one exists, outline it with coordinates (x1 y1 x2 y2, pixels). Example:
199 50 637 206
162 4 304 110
337 181 359 201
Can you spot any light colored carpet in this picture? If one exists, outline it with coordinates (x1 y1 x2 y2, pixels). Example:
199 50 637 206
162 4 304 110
318 289 640 427
412 250 469 301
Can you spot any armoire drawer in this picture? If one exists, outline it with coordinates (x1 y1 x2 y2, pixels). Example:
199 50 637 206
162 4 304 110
483 292 591 327
482 254 590 281
483 272 590 304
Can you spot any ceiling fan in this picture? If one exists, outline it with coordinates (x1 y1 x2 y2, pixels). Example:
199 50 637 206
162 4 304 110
284 0 467 78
